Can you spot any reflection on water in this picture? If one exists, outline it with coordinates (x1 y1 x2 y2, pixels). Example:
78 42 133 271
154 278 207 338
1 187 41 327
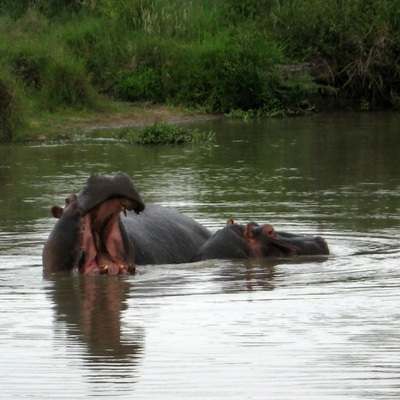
0 112 400 399
47 276 144 395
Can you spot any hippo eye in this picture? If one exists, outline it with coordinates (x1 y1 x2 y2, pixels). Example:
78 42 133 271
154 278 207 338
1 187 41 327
65 197 70 205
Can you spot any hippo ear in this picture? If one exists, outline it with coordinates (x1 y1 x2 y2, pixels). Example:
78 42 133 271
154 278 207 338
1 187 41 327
244 223 255 238
51 206 63 219
226 218 235 226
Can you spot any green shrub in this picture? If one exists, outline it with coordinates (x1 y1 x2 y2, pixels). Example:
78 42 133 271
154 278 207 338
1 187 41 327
0 70 25 141
98 0 223 40
0 0 82 17
41 57 98 110
61 17 130 91
152 33 313 114
98 0 155 30
114 68 164 102
224 0 274 21
119 122 215 145
6 44 49 90
107 28 316 114
270 0 400 108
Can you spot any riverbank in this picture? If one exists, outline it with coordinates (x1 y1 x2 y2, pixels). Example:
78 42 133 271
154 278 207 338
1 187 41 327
1 1 399 142
29 103 220 142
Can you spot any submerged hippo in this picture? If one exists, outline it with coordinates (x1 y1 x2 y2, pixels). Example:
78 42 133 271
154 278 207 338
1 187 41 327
42 172 211 275
194 219 329 261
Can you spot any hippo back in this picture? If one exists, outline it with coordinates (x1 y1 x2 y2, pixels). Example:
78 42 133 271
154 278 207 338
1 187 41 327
123 204 211 265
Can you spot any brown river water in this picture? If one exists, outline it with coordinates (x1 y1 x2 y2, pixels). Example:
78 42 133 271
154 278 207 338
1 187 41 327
0 112 399 399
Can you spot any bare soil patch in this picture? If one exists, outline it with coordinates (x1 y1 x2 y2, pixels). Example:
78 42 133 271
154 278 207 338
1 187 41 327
63 104 220 133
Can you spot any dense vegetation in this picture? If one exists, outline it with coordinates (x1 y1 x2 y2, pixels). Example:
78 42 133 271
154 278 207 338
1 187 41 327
116 122 216 145
0 0 399 141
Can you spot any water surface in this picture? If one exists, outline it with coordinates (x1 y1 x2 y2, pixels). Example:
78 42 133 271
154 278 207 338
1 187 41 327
0 112 399 399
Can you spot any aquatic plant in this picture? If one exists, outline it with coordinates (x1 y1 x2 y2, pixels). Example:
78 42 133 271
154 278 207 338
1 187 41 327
120 122 216 145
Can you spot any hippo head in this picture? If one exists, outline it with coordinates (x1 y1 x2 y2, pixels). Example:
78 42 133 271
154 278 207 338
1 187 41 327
42 172 145 276
196 219 329 261
228 220 302 257
235 220 329 257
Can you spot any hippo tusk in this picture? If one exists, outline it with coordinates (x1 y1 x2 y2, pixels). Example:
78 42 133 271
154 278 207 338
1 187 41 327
121 199 136 216
100 265 109 274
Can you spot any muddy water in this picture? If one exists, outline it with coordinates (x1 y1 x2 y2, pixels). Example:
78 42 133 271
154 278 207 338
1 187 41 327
0 112 399 399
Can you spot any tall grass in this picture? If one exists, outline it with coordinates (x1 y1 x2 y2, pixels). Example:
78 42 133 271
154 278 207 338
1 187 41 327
98 0 225 40
0 67 26 141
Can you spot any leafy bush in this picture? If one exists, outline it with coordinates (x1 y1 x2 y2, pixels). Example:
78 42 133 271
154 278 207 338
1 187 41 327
97 0 155 31
6 45 49 90
224 0 274 21
0 70 25 141
61 17 130 91
270 0 400 108
0 0 82 17
114 68 164 102
115 31 301 114
120 122 215 145
41 57 98 110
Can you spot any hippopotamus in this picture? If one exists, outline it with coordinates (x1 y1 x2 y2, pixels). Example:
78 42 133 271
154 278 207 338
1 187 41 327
194 219 329 261
42 172 211 275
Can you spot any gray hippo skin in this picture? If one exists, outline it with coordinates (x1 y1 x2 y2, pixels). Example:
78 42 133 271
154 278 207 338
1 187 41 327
194 219 329 261
42 172 211 275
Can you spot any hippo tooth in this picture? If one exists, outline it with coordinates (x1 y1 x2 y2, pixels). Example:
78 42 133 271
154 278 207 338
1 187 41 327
100 265 109 274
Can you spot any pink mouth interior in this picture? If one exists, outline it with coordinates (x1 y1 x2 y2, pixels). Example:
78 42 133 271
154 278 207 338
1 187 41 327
77 198 135 275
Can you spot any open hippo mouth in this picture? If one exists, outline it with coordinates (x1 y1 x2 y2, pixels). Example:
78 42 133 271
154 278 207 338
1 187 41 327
77 197 137 275
70 172 145 276
43 173 146 275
